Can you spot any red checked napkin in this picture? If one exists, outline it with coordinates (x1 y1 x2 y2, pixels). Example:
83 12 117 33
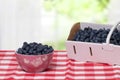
0 51 120 80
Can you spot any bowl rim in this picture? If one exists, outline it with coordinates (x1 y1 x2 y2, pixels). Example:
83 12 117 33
15 51 54 56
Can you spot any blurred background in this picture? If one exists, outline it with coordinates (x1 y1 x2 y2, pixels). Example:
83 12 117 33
0 0 119 50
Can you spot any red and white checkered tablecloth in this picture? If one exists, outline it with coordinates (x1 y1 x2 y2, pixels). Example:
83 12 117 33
0 50 120 80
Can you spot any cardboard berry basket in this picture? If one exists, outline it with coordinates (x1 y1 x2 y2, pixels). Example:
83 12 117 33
66 22 120 65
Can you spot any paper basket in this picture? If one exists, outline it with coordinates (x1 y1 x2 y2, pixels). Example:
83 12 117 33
66 22 120 65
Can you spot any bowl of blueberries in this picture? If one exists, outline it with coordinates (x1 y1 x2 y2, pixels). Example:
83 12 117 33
16 42 54 73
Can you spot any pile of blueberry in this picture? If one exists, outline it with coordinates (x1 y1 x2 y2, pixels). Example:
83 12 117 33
73 27 120 45
16 42 54 55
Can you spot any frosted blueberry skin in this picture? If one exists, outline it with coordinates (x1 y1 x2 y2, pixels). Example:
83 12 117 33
73 27 120 45
17 42 54 55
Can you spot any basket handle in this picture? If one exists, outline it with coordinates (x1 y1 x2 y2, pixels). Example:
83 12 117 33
106 22 120 44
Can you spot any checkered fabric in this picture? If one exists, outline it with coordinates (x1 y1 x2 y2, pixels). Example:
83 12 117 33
0 50 120 80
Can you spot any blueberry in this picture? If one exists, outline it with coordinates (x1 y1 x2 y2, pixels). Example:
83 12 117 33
23 42 28 46
38 43 42 46
33 50 37 54
93 29 97 34
33 44 38 50
97 33 101 38
101 39 105 43
25 46 30 53
85 38 90 42
84 27 89 31
22 50 27 54
106 29 110 33
48 46 54 52
102 34 107 38
33 42 38 45
90 40 94 43
90 32 94 37
84 32 89 37
43 45 48 49
41 51 45 54
28 48 33 54
94 39 99 43
43 48 47 53
37 47 43 52
76 37 79 41
29 43 35 47
29 42 38 47
17 48 23 54
98 29 103 32
22 44 27 49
